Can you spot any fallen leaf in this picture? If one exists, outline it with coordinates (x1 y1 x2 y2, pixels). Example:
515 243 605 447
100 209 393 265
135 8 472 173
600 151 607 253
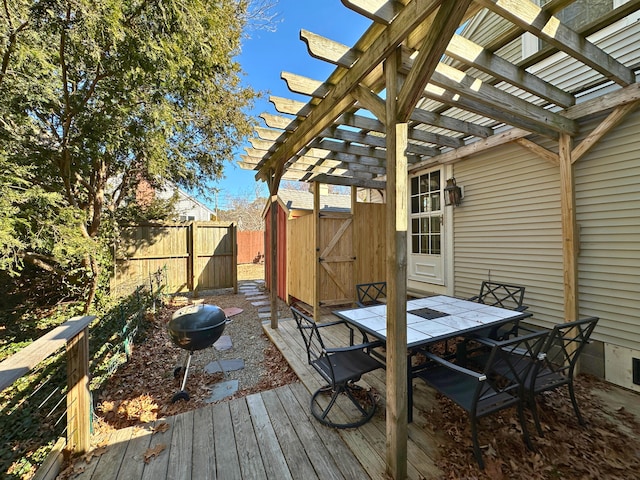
143 444 166 463
152 422 170 434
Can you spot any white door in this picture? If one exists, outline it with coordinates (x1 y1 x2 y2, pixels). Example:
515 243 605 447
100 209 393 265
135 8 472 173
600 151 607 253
408 169 444 285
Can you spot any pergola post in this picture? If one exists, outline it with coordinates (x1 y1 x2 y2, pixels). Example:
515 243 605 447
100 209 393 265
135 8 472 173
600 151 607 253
313 182 321 320
268 169 281 329
385 47 408 480
559 133 579 322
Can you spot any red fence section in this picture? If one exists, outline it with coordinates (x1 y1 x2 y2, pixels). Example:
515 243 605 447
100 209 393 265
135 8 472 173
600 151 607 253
237 230 264 264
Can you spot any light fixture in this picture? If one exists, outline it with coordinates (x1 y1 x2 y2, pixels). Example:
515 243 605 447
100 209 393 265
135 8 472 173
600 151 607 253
444 177 463 207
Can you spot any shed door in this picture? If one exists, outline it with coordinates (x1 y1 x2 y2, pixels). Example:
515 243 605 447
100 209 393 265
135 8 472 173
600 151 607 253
408 169 444 285
319 212 354 305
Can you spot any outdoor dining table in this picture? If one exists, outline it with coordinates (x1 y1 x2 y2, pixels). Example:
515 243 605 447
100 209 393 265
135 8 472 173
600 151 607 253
333 295 533 421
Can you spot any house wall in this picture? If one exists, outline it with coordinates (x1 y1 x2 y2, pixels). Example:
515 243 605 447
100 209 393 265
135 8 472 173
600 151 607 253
574 108 640 391
452 142 565 326
451 109 640 392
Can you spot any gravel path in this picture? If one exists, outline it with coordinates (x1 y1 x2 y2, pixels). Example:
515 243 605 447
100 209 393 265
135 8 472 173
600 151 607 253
183 280 292 398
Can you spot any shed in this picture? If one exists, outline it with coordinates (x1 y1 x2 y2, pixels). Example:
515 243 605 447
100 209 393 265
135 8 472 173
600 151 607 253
264 186 386 305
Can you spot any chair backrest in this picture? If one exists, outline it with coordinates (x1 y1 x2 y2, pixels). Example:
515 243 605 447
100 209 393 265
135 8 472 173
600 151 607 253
474 281 527 311
479 330 549 402
539 316 599 380
356 282 387 307
291 307 326 367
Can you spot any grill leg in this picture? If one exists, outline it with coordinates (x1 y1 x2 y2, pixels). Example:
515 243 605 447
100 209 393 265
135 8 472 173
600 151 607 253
180 351 193 392
210 347 228 378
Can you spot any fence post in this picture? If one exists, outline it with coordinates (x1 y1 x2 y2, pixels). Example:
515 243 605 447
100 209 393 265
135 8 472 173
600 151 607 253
66 326 90 454
232 223 238 294
191 221 197 297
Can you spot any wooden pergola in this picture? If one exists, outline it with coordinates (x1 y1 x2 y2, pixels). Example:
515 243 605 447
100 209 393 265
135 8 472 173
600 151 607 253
240 1 640 478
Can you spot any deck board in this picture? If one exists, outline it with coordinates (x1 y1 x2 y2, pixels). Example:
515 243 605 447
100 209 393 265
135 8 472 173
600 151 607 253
245 393 293 480
230 396 268 479
191 407 216 480
259 388 319 480
211 401 242 479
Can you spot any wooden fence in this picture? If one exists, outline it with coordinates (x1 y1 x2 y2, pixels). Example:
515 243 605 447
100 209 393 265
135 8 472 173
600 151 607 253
114 222 237 295
237 230 264 264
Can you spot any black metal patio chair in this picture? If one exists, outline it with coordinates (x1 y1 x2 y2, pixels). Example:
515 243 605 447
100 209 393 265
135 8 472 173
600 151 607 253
469 281 528 312
472 316 599 436
291 306 385 429
465 281 529 342
415 330 549 469
355 281 387 307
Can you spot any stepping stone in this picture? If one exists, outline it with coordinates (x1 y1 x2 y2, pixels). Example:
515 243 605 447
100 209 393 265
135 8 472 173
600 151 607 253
258 312 271 319
246 295 267 301
251 300 270 307
213 335 233 351
204 379 239 403
223 307 243 317
241 289 261 295
204 358 245 374
258 306 271 313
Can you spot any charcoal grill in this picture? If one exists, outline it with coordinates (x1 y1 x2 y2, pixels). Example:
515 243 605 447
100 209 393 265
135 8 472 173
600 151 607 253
167 303 229 402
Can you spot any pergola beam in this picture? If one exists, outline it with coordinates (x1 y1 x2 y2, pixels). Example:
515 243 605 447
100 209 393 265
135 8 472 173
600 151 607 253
477 0 635 86
256 0 445 181
445 34 575 108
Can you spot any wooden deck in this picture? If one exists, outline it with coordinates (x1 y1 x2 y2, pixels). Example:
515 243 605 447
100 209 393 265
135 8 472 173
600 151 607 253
73 313 640 480
72 381 370 480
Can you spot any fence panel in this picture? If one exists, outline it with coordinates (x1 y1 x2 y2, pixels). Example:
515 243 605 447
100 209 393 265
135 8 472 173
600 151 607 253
193 223 237 294
237 230 264 264
114 222 236 294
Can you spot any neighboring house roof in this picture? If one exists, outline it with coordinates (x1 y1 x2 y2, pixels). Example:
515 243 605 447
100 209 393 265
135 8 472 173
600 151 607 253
156 182 216 221
278 189 352 213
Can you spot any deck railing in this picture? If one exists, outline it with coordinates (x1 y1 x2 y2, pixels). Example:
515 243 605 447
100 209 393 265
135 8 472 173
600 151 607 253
0 315 94 478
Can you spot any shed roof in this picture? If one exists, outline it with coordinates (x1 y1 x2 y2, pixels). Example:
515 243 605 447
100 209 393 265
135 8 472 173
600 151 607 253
278 189 352 212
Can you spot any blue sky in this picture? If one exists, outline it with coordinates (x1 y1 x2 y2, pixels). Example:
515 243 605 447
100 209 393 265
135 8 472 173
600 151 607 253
207 0 370 209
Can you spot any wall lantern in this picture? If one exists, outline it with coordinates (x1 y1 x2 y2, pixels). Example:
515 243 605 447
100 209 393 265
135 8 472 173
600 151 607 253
444 177 463 207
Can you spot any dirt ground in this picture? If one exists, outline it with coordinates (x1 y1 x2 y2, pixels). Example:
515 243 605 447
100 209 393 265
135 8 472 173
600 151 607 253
237 262 264 281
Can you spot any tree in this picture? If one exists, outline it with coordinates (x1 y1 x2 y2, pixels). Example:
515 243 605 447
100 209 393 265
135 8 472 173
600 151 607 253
1 0 258 310
218 189 266 231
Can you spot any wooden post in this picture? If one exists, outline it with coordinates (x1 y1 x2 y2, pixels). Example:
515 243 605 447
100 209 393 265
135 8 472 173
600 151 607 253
190 221 197 297
270 194 279 329
231 223 238 294
66 326 90 454
559 133 579 322
314 182 321 320
385 47 408 480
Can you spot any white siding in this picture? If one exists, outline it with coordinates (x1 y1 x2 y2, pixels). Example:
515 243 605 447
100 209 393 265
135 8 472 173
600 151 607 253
575 108 640 349
452 142 565 327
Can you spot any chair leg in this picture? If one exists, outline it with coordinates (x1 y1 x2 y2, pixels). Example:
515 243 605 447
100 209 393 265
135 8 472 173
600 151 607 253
470 416 485 470
517 402 534 451
568 381 585 426
529 392 544 436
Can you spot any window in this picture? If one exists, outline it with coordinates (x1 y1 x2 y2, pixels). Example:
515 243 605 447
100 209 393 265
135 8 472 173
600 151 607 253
410 171 442 255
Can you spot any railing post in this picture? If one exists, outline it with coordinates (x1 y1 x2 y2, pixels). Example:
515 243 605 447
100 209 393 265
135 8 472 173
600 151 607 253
66 326 90 454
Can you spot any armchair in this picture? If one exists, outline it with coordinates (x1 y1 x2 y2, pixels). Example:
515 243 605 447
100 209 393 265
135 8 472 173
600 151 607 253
355 281 387 307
